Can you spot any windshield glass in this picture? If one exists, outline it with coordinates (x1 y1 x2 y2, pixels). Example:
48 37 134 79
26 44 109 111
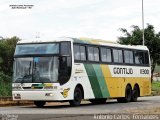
15 43 59 55
13 57 59 83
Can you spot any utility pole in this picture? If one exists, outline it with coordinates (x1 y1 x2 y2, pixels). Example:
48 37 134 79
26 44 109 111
142 0 145 46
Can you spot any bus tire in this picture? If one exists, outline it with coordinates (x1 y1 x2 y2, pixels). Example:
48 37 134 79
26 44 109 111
131 85 139 102
89 98 107 104
69 87 82 106
117 85 132 103
34 101 46 108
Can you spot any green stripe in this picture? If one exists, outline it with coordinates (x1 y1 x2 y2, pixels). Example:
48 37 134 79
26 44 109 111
84 64 103 98
92 64 110 97
32 84 44 87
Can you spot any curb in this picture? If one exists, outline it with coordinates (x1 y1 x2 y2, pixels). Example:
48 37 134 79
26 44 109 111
0 97 33 106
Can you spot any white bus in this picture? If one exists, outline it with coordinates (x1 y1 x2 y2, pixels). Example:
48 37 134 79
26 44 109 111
12 37 151 107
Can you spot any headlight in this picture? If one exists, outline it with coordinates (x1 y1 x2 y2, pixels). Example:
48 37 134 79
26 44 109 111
12 86 22 90
12 83 22 90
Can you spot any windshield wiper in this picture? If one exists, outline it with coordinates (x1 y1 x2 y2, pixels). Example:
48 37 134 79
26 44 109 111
20 77 25 84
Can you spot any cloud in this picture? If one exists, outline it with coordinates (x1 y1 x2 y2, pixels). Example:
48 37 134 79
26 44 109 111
0 0 160 41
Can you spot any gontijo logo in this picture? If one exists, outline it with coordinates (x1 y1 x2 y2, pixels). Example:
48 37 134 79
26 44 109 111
113 67 133 74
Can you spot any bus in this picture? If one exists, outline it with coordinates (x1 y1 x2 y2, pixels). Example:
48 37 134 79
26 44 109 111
12 37 151 107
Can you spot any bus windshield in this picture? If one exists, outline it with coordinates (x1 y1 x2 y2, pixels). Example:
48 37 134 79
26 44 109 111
13 41 71 84
13 57 59 83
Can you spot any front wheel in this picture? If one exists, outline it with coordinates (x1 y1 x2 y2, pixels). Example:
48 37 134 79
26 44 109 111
34 101 46 108
69 87 82 106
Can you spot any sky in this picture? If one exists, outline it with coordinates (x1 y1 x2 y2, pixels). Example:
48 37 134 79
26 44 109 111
0 0 160 42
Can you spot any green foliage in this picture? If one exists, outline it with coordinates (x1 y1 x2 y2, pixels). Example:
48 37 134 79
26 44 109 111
118 24 160 81
0 36 19 76
0 36 19 96
151 81 160 96
154 65 160 73
0 72 12 96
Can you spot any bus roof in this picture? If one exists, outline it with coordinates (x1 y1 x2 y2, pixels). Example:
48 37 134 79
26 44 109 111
73 38 148 51
18 37 149 51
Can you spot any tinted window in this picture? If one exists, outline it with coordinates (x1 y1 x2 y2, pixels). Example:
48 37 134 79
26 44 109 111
124 50 134 64
87 47 94 61
80 46 86 61
113 49 123 63
100 48 111 62
61 42 71 55
73 45 80 60
106 49 112 62
73 45 86 61
87 47 99 62
101 48 107 62
135 51 144 64
144 52 149 64
94 47 99 62
113 49 118 62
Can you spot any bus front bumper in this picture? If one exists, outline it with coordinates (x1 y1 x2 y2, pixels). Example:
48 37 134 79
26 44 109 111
12 90 68 101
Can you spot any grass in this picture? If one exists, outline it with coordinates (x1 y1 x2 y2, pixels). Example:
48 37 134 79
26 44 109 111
151 81 160 96
154 65 160 73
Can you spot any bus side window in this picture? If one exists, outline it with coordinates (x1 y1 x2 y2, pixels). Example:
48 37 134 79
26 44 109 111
100 47 111 62
73 45 80 60
73 45 86 61
87 46 99 62
113 49 123 63
129 51 134 64
80 46 86 61
106 49 112 62
144 51 149 65
101 47 107 62
124 50 134 64
134 51 144 64
94 47 99 62
87 47 94 61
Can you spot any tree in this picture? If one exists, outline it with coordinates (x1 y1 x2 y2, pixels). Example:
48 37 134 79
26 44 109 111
0 36 20 75
118 24 160 82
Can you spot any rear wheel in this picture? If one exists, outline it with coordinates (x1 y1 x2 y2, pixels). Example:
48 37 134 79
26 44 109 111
34 101 46 108
89 98 107 104
117 85 132 103
69 87 82 106
131 85 139 102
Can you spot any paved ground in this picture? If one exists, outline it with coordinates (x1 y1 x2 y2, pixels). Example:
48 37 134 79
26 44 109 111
0 96 160 120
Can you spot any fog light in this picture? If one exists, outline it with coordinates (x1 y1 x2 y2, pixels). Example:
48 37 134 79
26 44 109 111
45 93 53 96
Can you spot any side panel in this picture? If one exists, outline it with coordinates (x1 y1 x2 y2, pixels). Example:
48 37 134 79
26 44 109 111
82 64 151 98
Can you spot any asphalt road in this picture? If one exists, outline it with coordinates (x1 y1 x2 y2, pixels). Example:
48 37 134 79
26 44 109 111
0 96 160 120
